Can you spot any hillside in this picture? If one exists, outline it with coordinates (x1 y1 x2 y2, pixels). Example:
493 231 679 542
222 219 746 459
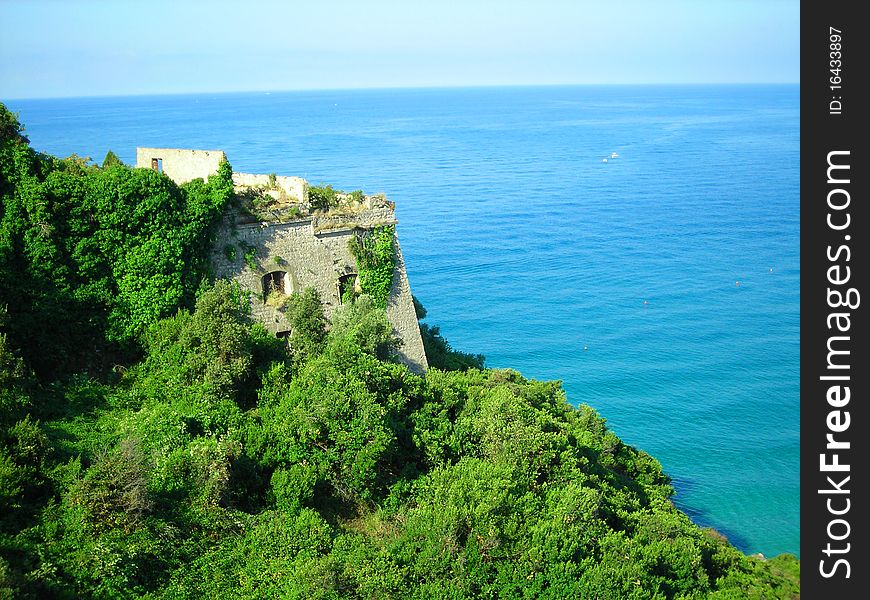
0 103 799 598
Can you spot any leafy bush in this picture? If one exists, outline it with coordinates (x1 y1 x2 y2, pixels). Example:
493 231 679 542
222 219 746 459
284 287 328 364
0 104 28 143
307 184 338 211
271 464 317 514
242 244 258 270
70 437 152 533
0 331 31 428
257 338 405 505
141 280 259 403
0 106 235 380
329 294 401 361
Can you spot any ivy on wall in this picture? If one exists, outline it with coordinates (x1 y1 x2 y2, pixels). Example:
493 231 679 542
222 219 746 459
348 226 396 309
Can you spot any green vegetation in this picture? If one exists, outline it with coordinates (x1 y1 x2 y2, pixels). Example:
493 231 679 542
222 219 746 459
101 150 124 169
0 104 234 380
283 287 328 366
242 244 258 270
308 183 339 211
331 294 400 362
348 226 396 309
308 185 366 212
236 186 275 220
0 104 799 598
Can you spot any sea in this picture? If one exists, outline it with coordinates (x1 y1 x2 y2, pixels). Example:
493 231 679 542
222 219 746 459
5 84 800 558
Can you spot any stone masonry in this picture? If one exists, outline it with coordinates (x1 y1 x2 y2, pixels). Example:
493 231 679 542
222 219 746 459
136 148 226 184
232 172 307 206
136 147 428 374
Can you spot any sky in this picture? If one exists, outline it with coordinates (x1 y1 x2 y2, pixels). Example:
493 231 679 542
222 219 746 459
0 0 799 99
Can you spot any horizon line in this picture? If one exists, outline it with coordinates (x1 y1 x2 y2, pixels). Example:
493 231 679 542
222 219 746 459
2 81 801 103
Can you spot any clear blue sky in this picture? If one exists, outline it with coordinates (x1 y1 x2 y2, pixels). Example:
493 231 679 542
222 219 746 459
1 0 799 99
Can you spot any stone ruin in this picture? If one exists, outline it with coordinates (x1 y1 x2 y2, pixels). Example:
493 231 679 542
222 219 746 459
136 148 428 373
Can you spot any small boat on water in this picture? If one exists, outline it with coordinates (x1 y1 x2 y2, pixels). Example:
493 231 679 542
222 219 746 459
611 152 619 158
602 158 608 163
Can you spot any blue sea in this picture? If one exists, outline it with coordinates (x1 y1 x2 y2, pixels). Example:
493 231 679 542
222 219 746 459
6 85 800 558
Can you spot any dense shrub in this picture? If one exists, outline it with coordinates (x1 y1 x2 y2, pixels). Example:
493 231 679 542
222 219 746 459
307 184 339 211
69 437 152 533
330 293 401 361
0 104 800 598
284 287 328 365
0 103 234 380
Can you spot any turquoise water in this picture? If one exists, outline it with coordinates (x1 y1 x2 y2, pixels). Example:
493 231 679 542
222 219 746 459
6 85 800 557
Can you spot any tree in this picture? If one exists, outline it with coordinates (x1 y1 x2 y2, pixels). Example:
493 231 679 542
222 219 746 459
0 107 235 379
101 150 124 169
70 437 152 533
0 104 28 144
329 294 401 361
285 287 328 365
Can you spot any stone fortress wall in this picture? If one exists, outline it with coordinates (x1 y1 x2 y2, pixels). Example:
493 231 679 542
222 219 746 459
137 148 428 374
232 172 307 206
136 148 226 184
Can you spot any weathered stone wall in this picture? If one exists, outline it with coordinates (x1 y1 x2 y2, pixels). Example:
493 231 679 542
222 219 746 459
233 172 307 204
137 146 427 373
135 148 226 184
211 216 428 374
386 234 428 372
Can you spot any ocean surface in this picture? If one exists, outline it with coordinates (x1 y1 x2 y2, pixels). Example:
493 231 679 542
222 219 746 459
5 85 800 557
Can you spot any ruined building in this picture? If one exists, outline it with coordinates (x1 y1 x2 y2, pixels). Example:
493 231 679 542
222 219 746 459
135 148 428 374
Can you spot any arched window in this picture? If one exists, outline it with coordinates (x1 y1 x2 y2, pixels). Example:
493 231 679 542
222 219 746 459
262 271 289 303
